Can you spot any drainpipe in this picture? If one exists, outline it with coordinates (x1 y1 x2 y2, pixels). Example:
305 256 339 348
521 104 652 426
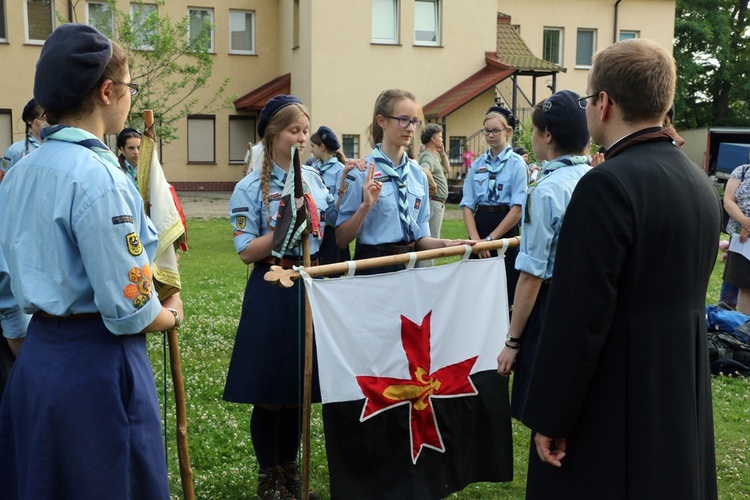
68 1 74 22
613 0 622 43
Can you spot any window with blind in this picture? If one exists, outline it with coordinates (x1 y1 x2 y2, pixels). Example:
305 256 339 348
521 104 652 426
414 0 439 46
0 0 7 41
25 0 53 43
619 30 639 41
372 0 398 44
229 117 255 163
188 7 214 52
542 28 562 65
87 2 114 38
576 29 596 68
342 135 360 160
187 115 215 164
229 10 255 54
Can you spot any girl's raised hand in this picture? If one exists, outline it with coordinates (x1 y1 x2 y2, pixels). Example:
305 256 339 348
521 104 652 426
363 162 382 207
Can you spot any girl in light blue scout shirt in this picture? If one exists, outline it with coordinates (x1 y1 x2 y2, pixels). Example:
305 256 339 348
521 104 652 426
336 89 467 275
460 106 528 306
0 98 46 181
310 125 351 264
223 95 333 500
0 24 182 499
496 90 591 419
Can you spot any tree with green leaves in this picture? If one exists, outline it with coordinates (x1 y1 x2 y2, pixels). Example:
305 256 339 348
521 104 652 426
674 0 750 128
73 0 232 143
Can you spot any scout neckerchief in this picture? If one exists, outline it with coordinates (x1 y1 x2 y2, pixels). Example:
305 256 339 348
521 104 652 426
24 134 42 155
41 125 120 170
317 157 338 176
524 155 589 224
483 146 514 204
122 160 139 190
372 145 414 242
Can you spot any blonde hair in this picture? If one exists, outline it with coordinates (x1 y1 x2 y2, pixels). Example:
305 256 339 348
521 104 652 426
259 103 310 226
588 38 675 123
369 89 423 146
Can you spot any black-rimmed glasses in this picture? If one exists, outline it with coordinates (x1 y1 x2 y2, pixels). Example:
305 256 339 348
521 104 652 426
388 115 423 129
482 128 508 136
115 82 140 96
577 93 597 108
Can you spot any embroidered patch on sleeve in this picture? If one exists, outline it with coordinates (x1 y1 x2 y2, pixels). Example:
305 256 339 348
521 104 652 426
112 215 134 225
232 207 249 214
414 198 422 210
126 232 143 256
346 174 356 181
236 216 246 229
124 265 153 309
342 182 350 194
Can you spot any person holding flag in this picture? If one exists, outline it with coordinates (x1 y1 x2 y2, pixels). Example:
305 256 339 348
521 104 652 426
223 94 334 500
336 89 466 275
0 24 182 498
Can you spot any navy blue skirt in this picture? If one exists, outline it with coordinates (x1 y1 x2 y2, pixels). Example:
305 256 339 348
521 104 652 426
318 226 351 266
0 315 169 500
470 209 520 306
223 262 321 405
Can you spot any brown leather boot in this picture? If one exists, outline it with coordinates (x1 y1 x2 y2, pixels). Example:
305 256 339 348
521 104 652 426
257 467 295 500
280 461 319 500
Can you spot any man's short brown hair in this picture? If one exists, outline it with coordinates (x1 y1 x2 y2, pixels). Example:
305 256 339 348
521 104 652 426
588 38 675 123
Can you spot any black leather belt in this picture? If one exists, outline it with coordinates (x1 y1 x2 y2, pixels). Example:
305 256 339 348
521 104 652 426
477 204 510 213
35 311 101 320
368 242 416 255
429 195 446 203
261 254 319 269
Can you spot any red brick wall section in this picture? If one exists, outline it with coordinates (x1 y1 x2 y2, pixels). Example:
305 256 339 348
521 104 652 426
171 182 236 192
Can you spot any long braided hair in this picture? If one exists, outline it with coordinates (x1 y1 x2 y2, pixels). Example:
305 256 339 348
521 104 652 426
259 103 310 228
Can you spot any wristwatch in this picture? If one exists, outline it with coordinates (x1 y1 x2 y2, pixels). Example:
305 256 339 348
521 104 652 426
166 308 182 330
485 235 493 241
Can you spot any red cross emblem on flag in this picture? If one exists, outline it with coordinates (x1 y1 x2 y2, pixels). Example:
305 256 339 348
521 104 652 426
356 311 479 463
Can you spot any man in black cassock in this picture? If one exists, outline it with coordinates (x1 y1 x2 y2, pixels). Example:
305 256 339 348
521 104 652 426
521 38 720 500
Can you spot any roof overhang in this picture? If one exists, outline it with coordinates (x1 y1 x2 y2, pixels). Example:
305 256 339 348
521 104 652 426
233 73 291 112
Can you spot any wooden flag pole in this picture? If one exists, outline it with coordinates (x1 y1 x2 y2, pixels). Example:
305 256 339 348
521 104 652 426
265 237 520 287
143 111 195 500
300 235 314 500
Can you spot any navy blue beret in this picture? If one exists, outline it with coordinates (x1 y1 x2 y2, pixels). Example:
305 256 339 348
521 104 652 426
316 126 340 151
21 98 40 123
257 94 302 139
117 127 141 149
541 90 590 152
34 23 112 111
486 105 517 128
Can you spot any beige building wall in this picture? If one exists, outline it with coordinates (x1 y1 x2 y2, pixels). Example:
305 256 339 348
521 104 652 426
498 0 676 110
0 0 675 187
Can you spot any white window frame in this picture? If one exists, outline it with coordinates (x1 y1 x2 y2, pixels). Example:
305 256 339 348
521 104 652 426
0 0 8 42
24 0 54 45
187 115 216 164
229 116 256 164
542 27 563 65
576 29 596 69
414 0 440 47
87 1 115 39
229 10 255 55
372 0 399 45
130 3 158 51
342 134 360 160
188 7 214 53
619 30 639 41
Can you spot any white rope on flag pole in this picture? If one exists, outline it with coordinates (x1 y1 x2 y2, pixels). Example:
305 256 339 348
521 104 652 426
346 260 357 277
461 244 473 261
406 252 418 269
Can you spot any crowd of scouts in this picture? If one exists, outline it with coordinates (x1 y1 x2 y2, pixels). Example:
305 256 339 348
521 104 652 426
0 22 719 500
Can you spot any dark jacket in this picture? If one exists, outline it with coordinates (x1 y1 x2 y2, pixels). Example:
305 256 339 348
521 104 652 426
522 130 720 499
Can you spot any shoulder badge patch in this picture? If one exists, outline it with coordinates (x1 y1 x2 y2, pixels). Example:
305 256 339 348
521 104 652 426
346 174 356 181
126 232 143 256
232 206 249 214
112 215 134 225
236 216 247 229
124 263 152 309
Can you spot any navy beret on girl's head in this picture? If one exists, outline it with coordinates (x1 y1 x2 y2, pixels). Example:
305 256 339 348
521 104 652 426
541 90 590 152
34 23 112 111
257 94 303 139
316 126 341 151
21 98 40 123
486 105 517 129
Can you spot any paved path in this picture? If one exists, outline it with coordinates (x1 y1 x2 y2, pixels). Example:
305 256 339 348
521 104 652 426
177 191 463 220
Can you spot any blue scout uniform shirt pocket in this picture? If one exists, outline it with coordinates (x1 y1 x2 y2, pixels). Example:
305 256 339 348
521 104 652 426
473 171 491 203
375 179 397 215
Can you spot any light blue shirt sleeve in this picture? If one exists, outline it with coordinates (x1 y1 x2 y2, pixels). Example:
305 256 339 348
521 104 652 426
508 158 529 207
413 166 431 238
459 158 480 210
75 188 161 334
336 169 365 228
516 186 556 279
229 174 264 254
0 251 30 340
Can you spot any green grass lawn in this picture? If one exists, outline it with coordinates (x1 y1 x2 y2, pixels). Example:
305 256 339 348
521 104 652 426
151 218 750 499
